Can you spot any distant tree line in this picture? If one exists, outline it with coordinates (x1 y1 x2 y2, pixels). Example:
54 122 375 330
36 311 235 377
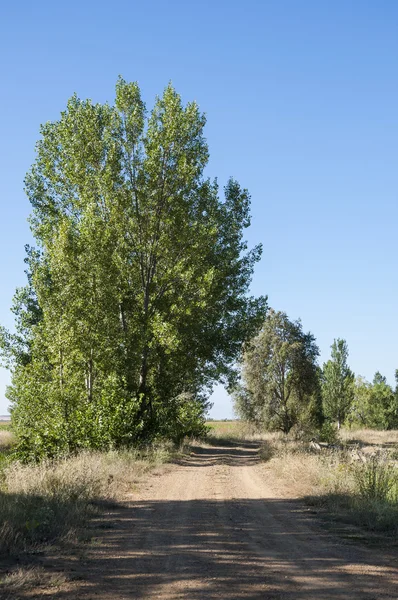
233 310 398 436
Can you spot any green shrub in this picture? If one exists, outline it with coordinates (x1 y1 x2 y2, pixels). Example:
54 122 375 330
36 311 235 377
354 454 398 503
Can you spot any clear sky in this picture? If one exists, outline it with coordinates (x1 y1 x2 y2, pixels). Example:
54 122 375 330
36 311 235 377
1 1 397 417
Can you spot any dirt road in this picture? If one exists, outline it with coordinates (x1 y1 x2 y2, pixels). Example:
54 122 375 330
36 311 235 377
65 442 397 599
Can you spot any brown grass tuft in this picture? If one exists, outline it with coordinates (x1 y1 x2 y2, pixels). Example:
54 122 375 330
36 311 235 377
0 565 67 597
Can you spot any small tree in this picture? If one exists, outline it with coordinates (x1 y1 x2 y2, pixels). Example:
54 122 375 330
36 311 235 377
322 339 354 429
233 309 320 434
392 371 398 429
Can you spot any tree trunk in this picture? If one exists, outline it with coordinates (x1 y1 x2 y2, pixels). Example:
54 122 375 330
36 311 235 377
87 348 94 403
135 345 153 434
138 348 148 398
136 277 153 428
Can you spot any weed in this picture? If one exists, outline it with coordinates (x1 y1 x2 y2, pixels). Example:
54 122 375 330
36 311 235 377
353 454 398 502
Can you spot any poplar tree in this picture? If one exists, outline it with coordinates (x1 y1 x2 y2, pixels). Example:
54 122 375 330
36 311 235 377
322 339 354 429
1 79 266 457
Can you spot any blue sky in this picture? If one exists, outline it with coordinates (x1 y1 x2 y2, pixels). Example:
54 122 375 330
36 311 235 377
1 1 397 417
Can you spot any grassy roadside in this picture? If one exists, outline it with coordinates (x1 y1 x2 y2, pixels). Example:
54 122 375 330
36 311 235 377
266 441 398 540
209 421 398 541
0 441 185 598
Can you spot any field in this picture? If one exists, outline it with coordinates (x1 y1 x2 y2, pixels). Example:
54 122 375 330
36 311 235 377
207 419 244 437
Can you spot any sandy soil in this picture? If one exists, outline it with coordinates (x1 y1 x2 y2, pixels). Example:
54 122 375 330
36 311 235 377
42 442 398 599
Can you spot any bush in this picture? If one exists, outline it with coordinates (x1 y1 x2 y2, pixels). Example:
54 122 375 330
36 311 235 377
353 454 398 503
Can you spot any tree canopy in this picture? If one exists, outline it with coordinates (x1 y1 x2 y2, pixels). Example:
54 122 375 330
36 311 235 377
233 309 321 434
351 372 398 430
1 79 267 458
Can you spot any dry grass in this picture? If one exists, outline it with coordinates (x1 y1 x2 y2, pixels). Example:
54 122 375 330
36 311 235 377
264 447 354 498
209 421 398 448
5 446 171 498
209 421 398 537
0 565 68 597
263 441 398 537
0 423 16 452
207 420 247 438
0 444 177 556
340 428 398 446
0 430 16 450
207 420 284 443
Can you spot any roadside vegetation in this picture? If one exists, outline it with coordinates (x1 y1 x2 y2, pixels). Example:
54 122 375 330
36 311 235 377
0 422 16 474
229 309 398 540
0 442 184 598
209 420 398 540
0 443 180 557
0 422 16 450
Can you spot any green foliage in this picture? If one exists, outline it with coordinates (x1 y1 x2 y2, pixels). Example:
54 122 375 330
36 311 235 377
158 393 209 444
322 339 354 429
1 79 266 458
349 373 398 430
354 454 398 503
233 309 320 434
350 375 371 426
318 421 339 444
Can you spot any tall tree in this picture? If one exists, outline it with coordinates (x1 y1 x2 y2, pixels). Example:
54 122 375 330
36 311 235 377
322 339 354 429
233 309 320 434
1 79 267 457
351 375 372 426
366 372 396 429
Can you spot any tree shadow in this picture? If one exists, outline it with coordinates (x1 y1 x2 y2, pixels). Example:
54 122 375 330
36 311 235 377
26 495 396 600
182 442 262 467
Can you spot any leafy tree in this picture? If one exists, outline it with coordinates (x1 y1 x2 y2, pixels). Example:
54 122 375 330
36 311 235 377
233 309 320 434
367 372 393 429
366 372 398 429
1 79 267 457
392 371 398 428
350 375 372 426
322 339 354 429
350 372 398 430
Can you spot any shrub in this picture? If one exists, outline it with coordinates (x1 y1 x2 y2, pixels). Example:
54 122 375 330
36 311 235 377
353 454 398 503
